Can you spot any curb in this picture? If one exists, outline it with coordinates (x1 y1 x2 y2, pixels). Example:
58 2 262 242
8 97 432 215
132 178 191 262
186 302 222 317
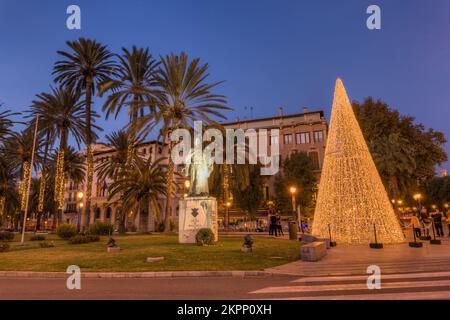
0 270 278 279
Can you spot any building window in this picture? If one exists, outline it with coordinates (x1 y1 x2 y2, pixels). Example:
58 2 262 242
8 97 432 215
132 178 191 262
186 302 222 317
142 148 147 155
95 208 101 219
296 132 310 144
283 134 293 145
269 135 278 146
314 130 324 143
309 151 320 169
106 207 112 219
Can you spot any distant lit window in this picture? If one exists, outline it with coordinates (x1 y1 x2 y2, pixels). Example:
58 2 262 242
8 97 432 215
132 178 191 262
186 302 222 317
283 134 293 145
296 132 310 144
314 130 324 143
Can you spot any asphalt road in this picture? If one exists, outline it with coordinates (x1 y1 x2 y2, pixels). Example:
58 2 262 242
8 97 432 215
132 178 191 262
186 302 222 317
2 272 450 300
0 276 292 300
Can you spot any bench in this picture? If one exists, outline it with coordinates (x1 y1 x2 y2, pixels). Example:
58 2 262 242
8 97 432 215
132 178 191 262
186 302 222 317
301 241 327 262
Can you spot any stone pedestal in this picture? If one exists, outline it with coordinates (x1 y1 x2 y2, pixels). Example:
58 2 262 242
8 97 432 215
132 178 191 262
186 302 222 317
178 196 218 244
300 242 327 262
107 247 121 253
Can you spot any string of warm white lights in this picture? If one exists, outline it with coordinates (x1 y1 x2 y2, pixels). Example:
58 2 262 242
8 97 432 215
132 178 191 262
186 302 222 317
37 171 46 213
86 145 94 203
20 161 31 211
312 79 404 244
54 150 65 209
0 196 5 216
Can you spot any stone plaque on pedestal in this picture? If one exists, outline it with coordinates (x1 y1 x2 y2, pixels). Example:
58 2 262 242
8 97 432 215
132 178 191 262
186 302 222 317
179 196 218 244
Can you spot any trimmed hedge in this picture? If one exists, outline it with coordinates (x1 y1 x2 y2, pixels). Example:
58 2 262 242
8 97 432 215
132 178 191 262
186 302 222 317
56 224 77 239
30 234 46 241
195 228 215 246
68 234 100 245
88 222 114 235
0 231 14 241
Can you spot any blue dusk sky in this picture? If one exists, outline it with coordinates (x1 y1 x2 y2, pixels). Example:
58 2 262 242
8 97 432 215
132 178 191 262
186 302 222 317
0 0 449 171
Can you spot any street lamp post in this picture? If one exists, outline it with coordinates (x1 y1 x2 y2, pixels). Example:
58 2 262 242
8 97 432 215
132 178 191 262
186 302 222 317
77 191 84 232
289 186 297 213
413 193 423 212
225 201 231 231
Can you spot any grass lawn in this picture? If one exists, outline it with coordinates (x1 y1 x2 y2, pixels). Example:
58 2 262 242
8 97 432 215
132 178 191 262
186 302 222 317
0 234 301 272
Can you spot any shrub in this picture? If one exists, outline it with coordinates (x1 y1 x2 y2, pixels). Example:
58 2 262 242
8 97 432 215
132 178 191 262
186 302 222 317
0 242 10 252
68 234 100 245
86 234 100 242
56 224 77 239
68 235 90 244
155 220 176 232
30 234 46 241
195 228 215 246
0 231 14 241
39 241 55 248
89 222 114 235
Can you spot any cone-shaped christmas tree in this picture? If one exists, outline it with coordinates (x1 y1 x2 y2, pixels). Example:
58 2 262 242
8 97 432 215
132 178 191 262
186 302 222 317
312 79 404 244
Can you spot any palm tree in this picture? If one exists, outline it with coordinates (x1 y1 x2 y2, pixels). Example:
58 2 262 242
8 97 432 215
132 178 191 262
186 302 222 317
53 37 116 229
30 86 91 226
99 46 160 141
45 146 85 227
134 52 230 231
0 104 18 143
0 151 20 226
96 130 136 182
3 129 43 230
95 130 139 232
108 156 166 232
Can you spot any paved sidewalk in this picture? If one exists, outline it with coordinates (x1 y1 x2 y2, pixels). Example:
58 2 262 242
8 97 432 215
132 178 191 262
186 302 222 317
266 237 450 276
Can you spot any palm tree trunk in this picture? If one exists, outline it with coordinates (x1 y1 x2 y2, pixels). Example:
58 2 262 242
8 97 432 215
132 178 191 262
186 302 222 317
82 79 93 230
55 128 68 227
164 140 175 232
223 164 230 230
37 132 51 231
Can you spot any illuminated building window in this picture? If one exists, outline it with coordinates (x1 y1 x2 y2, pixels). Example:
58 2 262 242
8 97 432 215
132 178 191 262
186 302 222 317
314 130 324 143
296 132 310 144
283 134 292 145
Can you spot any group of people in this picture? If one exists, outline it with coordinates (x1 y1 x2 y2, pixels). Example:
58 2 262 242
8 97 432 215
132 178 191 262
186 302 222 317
410 207 450 238
268 213 284 237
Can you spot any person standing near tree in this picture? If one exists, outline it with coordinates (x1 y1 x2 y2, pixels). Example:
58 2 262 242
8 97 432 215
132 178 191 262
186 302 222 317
420 208 430 237
431 209 444 237
410 213 422 238
446 209 450 237
276 213 284 237
269 213 277 237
